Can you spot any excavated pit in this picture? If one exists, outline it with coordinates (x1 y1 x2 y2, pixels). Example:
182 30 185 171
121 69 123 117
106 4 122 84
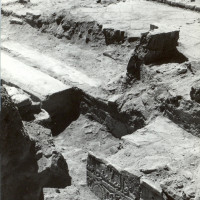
1 0 200 199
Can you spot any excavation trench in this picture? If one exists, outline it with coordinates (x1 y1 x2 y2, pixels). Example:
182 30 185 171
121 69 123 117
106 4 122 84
2 1 200 199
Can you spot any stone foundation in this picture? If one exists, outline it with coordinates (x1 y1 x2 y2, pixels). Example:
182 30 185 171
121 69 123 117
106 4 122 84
87 153 141 200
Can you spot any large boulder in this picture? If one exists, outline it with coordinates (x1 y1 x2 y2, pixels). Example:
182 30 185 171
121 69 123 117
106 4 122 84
0 86 71 200
127 27 179 79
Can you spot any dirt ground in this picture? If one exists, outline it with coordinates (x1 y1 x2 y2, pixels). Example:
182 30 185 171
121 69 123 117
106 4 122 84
44 114 121 200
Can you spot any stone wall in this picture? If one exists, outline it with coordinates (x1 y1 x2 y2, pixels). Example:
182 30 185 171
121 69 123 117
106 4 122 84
87 153 141 200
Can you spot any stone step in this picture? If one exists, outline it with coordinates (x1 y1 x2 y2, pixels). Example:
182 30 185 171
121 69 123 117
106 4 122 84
1 41 101 89
87 116 200 199
1 52 80 116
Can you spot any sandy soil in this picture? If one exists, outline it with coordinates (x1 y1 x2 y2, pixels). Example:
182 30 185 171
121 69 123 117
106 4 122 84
44 114 121 199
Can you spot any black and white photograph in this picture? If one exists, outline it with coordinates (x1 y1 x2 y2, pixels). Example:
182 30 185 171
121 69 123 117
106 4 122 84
1 0 200 199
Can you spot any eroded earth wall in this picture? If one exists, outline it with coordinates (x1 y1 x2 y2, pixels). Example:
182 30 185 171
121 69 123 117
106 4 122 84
0 86 71 200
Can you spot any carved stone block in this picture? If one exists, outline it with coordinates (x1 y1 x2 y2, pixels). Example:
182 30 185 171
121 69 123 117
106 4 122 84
87 153 140 200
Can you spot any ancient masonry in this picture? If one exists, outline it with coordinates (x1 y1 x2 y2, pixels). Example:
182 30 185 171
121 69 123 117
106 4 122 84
1 0 200 199
87 153 140 200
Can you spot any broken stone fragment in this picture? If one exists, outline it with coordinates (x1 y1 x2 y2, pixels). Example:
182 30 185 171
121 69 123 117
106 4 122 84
25 10 41 25
30 101 41 113
127 26 179 79
177 65 187 75
183 185 196 199
190 83 200 103
109 146 119 154
26 11 41 19
4 85 22 96
103 28 125 45
13 10 27 18
10 18 23 25
19 0 30 3
34 109 51 128
12 94 32 115
4 85 32 116
12 93 32 108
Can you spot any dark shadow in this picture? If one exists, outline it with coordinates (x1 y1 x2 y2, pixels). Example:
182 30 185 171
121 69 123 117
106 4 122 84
51 109 80 136
150 49 188 66
50 88 83 136
127 49 188 79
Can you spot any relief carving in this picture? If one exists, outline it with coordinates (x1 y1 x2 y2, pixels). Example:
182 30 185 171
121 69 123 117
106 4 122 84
87 154 140 200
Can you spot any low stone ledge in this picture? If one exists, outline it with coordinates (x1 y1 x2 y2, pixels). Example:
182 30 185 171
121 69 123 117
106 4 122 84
1 52 80 117
87 117 200 199
146 0 200 12
87 152 141 200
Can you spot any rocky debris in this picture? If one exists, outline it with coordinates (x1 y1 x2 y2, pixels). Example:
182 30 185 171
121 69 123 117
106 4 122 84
4 85 51 127
30 101 41 113
19 0 30 3
127 26 179 79
0 86 71 200
2 0 200 199
176 64 188 75
96 0 125 5
81 92 145 138
12 93 32 112
10 17 23 25
190 82 200 103
4 8 131 46
25 10 41 25
4 85 32 116
103 50 122 60
1 86 37 200
33 109 51 128
103 28 126 45
163 95 200 137
55 14 127 45
24 122 71 188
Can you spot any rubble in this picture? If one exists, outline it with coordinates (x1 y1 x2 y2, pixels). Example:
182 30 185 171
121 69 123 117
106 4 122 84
164 96 200 137
191 82 200 103
33 109 51 128
4 85 32 116
10 17 23 24
1 0 200 199
0 86 71 200
127 26 180 78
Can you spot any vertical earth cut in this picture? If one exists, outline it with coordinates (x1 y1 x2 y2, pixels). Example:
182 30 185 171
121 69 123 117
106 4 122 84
127 27 180 79
0 86 71 200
